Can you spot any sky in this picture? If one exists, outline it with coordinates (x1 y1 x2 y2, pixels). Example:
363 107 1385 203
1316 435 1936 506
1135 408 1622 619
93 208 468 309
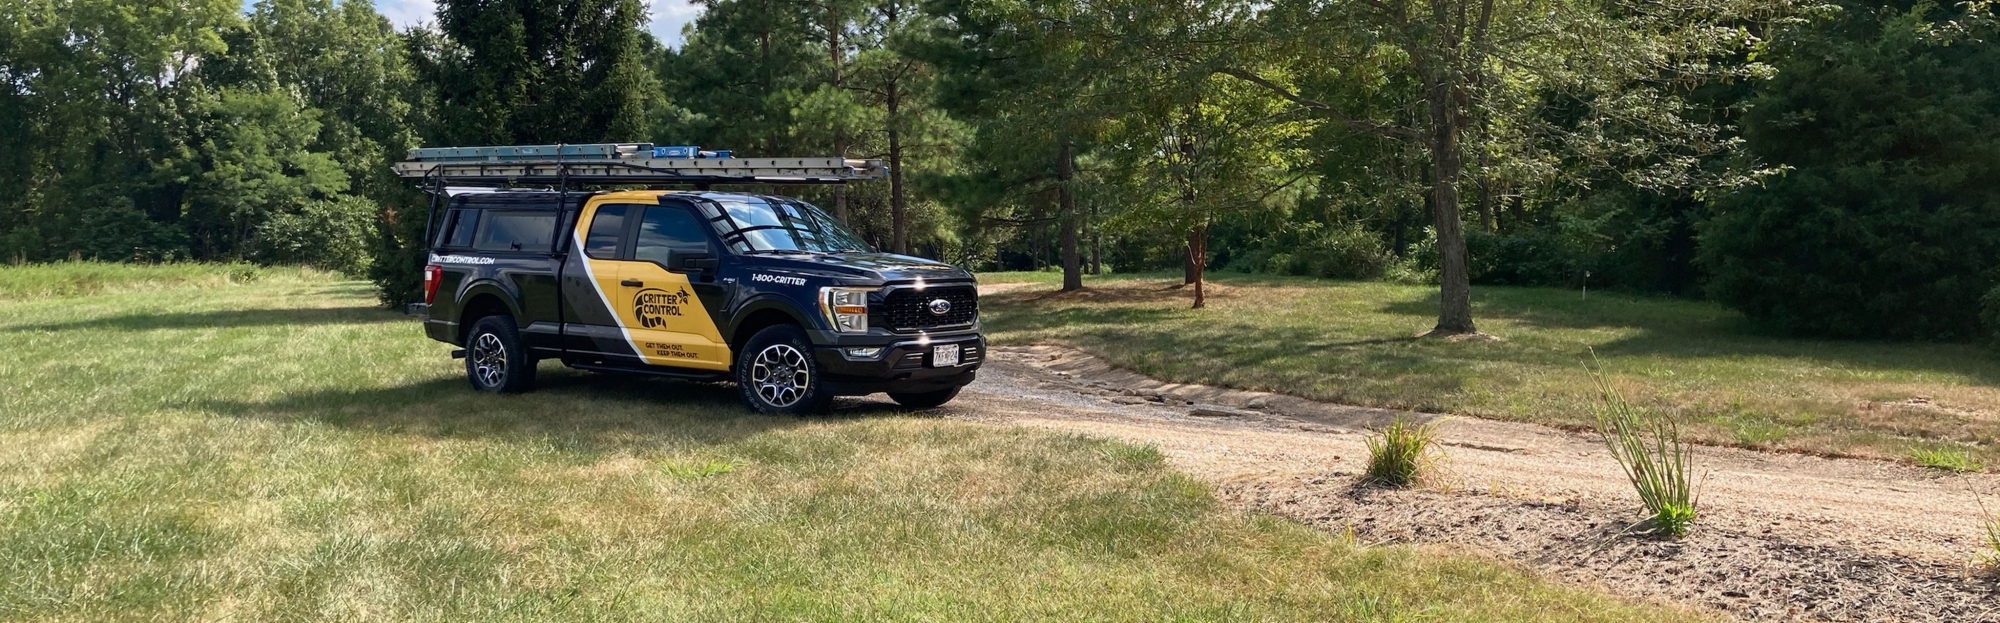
243 0 704 48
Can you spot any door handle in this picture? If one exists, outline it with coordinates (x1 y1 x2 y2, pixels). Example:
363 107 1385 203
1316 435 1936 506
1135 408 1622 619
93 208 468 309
620 279 644 287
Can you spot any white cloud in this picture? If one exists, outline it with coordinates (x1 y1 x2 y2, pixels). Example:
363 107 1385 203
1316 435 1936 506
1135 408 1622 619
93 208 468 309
372 0 436 28
648 0 702 48
358 0 701 48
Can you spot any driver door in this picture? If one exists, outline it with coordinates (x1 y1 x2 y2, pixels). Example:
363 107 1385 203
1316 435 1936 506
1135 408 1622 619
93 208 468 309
609 202 732 371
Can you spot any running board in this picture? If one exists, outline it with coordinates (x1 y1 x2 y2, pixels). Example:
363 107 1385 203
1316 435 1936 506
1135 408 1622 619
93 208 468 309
565 361 729 381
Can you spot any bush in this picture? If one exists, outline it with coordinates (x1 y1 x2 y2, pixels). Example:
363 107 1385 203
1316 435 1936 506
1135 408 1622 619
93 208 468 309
1982 286 2000 345
1363 417 1440 487
254 195 377 277
1230 222 1391 280
1698 2 2000 340
1465 228 1581 288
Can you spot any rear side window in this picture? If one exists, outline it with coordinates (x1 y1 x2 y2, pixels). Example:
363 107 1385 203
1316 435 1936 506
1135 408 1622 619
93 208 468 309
632 206 710 265
584 205 632 259
439 209 479 248
472 211 557 253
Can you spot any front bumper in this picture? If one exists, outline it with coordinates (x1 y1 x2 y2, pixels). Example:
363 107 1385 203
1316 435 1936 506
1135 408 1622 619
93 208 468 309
813 333 985 396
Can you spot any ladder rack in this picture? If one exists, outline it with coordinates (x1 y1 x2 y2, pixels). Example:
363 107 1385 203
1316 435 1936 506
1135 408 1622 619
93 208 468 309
393 143 885 187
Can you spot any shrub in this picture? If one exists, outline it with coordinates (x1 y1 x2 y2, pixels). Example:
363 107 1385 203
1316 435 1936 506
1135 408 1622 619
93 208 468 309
1363 417 1440 487
1698 2 2000 340
254 195 378 277
1981 286 2000 345
1290 223 1390 279
1592 370 1700 537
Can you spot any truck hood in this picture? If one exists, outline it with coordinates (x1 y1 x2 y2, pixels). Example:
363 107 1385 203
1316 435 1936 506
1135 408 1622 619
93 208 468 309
745 251 975 284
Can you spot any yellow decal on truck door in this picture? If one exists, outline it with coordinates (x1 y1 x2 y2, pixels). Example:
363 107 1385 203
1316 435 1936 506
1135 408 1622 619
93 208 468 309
575 194 732 371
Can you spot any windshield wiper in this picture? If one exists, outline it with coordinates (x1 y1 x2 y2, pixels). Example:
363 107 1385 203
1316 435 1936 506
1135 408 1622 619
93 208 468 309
745 249 818 256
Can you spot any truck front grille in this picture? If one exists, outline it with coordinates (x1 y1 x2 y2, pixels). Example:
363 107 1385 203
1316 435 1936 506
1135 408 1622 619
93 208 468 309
876 286 978 332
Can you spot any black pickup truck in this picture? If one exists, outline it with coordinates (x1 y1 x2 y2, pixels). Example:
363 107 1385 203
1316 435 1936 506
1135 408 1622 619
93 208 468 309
411 189 984 414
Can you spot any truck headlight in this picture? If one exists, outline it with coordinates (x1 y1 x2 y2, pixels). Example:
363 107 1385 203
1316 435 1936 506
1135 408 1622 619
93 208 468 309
819 287 872 334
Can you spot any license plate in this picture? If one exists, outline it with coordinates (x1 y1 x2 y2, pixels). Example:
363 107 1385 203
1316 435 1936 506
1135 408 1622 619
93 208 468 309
932 344 960 368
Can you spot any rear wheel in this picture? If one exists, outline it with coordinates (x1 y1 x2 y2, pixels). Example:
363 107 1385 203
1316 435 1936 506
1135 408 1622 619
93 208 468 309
735 324 833 415
889 387 961 410
466 315 536 394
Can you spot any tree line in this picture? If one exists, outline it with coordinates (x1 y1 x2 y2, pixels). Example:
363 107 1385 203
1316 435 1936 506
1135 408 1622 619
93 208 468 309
2 0 1996 341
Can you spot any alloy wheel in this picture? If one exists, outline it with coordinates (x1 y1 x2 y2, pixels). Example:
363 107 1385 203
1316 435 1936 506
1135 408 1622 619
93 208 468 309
750 344 810 407
472 332 507 388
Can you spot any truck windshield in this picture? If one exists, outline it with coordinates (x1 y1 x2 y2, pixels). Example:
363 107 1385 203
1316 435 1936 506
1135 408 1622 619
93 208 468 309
707 197 874 254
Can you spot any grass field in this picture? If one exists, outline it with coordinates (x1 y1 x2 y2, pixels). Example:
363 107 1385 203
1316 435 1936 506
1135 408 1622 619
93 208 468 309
980 271 2000 468
0 260 275 300
0 263 1694 622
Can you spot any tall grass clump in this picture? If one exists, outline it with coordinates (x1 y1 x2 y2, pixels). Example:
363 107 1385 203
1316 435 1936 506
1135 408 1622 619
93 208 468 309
1364 417 1441 487
1909 446 1983 472
1591 369 1700 537
1982 517 2000 572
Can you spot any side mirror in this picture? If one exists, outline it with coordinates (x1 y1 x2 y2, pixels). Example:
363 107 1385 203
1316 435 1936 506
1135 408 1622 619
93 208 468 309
674 250 719 272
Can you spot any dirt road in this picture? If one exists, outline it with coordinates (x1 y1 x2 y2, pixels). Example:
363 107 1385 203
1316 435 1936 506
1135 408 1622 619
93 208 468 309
929 344 2000 622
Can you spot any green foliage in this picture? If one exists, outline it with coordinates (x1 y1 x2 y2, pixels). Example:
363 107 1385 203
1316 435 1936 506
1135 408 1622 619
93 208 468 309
254 196 378 276
1364 417 1441 487
1701 1 2000 340
1591 369 1699 538
1907 446 1982 473
1982 286 2000 345
1232 222 1391 280
416 0 663 146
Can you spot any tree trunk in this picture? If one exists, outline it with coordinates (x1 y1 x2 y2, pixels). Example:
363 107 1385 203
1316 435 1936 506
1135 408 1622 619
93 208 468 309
887 82 907 255
1058 142 1082 291
1426 72 1476 335
1089 201 1102 275
1183 229 1200 285
829 9 848 223
1189 223 1208 309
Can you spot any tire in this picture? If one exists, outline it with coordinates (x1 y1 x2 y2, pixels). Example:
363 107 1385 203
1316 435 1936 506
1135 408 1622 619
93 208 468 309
465 315 536 394
735 324 834 415
888 387 961 410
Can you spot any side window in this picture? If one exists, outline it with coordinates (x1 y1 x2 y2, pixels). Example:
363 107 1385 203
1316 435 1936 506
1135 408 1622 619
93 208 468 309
584 205 631 260
440 209 479 248
633 206 712 266
472 211 557 253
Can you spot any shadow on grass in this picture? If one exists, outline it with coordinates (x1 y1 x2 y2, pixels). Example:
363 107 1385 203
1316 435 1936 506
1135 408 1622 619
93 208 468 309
4 306 410 333
200 368 918 452
1383 290 2000 384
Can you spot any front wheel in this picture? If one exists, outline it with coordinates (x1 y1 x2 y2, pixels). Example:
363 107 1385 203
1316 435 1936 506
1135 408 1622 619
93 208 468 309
465 315 536 394
735 324 834 415
889 387 961 410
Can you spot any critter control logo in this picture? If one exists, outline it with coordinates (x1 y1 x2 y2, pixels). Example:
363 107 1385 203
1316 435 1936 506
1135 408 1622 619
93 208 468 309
634 287 692 328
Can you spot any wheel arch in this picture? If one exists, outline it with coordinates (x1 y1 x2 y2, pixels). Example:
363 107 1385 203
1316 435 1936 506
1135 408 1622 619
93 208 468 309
729 299 813 353
457 284 521 344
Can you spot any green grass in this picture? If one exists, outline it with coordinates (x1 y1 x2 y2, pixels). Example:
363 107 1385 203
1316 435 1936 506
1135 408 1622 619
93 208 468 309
980 271 2000 468
1908 446 1984 472
1364 418 1440 487
0 265 1698 621
0 260 278 300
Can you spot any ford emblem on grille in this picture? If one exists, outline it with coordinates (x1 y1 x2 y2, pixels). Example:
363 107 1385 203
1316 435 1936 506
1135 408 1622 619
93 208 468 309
928 299 952 315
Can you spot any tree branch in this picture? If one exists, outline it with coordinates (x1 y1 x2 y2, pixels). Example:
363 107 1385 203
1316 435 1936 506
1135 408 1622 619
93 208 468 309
1212 67 1421 141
